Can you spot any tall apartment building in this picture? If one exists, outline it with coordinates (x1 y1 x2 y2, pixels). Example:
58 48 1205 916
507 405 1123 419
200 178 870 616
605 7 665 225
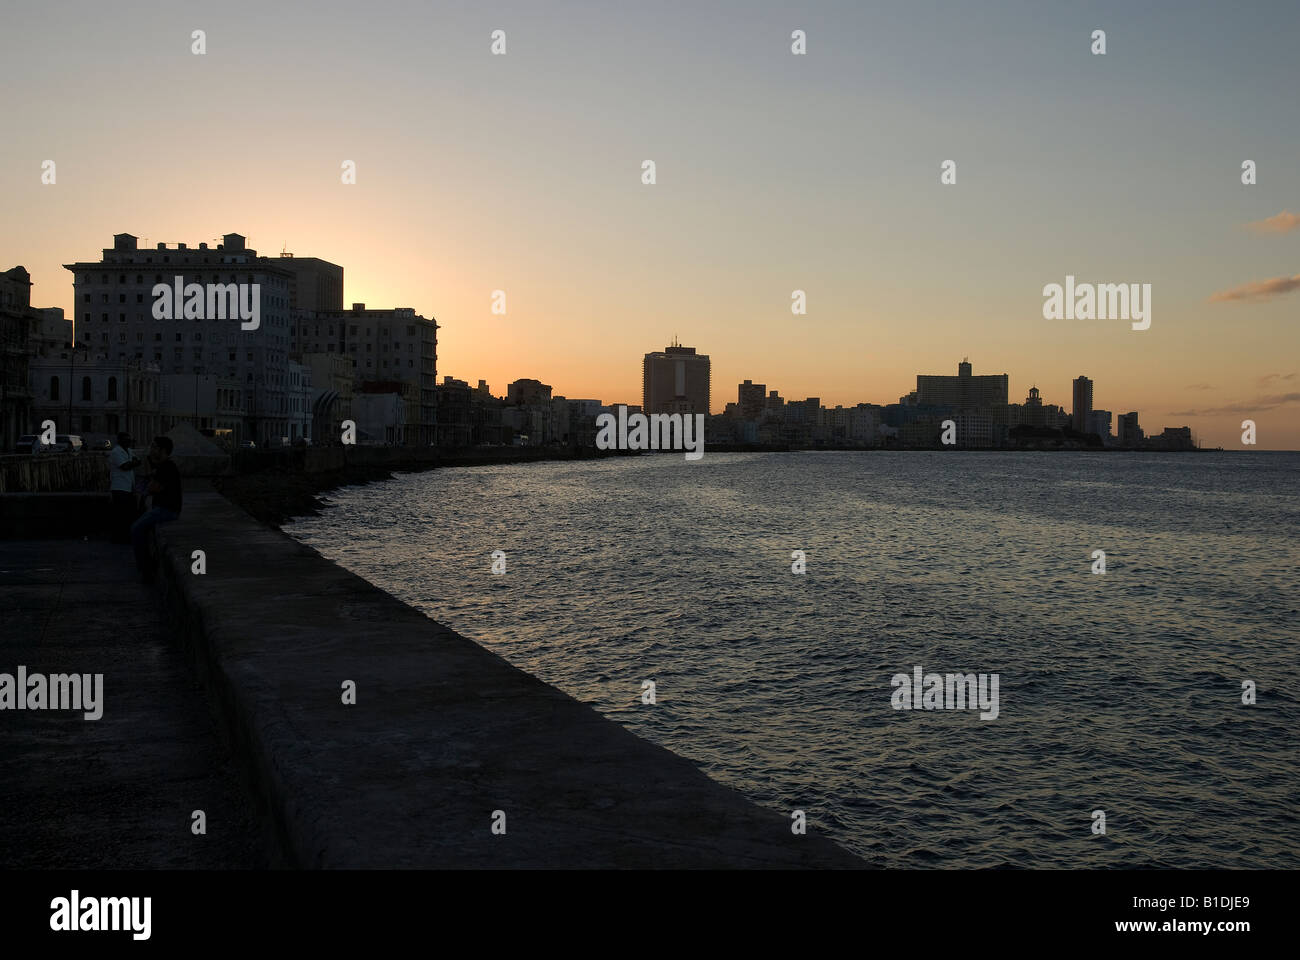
274 253 343 312
507 378 552 406
1087 409 1112 441
63 233 300 444
916 359 1009 409
1072 376 1094 433
291 303 438 445
643 340 710 415
1117 412 1142 446
737 379 766 420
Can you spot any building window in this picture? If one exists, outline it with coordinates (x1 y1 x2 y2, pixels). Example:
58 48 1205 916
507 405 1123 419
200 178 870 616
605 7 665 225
108 377 117 401
81 376 91 401
50 376 59 401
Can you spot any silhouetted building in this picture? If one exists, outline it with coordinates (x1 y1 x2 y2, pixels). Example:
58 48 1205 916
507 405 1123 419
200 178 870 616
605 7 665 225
916 359 1008 409
507 378 552 406
1072 376 1094 433
643 340 710 416
737 379 765 420
293 303 438 445
303 353 353 444
64 233 297 444
29 350 162 443
1087 409 1112 442
1117 411 1142 446
274 253 343 312
0 266 36 450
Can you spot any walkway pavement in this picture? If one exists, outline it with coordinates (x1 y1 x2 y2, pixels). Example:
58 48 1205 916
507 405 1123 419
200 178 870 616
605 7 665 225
0 537 266 868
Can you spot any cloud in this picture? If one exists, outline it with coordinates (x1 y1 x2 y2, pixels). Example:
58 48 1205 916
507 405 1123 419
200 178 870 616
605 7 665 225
1187 383 1214 390
1169 392 1300 417
1246 210 1300 234
1256 372 1296 385
1209 274 1300 303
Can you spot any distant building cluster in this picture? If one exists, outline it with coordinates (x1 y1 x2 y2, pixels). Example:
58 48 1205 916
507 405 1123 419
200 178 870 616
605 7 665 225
712 360 1196 451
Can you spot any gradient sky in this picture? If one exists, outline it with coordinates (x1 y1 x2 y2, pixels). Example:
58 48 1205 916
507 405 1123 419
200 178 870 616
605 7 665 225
3 0 1297 447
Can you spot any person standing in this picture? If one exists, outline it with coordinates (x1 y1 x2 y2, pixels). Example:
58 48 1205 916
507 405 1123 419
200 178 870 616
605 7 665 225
107 432 141 544
130 436 183 584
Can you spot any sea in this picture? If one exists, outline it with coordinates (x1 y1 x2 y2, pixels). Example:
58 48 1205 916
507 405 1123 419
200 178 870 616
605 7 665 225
287 451 1300 867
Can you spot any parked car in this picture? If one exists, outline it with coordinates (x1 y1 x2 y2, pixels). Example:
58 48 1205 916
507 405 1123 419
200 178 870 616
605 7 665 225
14 435 38 454
52 434 84 453
89 438 112 451
238 440 257 449
291 436 312 448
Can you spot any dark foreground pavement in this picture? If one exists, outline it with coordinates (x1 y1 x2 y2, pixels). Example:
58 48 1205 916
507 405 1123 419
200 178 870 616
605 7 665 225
0 538 267 868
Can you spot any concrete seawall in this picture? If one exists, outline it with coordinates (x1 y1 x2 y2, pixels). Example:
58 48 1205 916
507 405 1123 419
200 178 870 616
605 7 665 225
153 490 863 868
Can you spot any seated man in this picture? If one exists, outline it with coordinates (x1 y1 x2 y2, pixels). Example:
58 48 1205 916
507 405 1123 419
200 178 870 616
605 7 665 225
130 436 183 584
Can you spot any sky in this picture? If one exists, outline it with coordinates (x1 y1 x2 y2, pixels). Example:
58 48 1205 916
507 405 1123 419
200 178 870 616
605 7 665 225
2 0 1297 447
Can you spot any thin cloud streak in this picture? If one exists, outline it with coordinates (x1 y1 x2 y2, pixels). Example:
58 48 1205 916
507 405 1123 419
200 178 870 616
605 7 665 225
1246 210 1300 234
1209 274 1300 303
1169 392 1300 416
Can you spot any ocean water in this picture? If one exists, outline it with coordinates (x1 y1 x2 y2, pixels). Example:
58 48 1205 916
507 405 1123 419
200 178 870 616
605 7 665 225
287 451 1300 868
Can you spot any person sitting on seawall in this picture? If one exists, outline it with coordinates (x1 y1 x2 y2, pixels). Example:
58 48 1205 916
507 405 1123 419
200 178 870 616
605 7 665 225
130 436 183 585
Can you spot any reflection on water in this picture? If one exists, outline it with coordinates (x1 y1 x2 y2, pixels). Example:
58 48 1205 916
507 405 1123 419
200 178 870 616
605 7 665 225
290 451 1300 867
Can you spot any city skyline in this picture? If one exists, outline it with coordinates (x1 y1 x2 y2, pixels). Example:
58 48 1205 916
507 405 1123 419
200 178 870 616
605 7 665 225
0 231 1266 451
4 1 1298 448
